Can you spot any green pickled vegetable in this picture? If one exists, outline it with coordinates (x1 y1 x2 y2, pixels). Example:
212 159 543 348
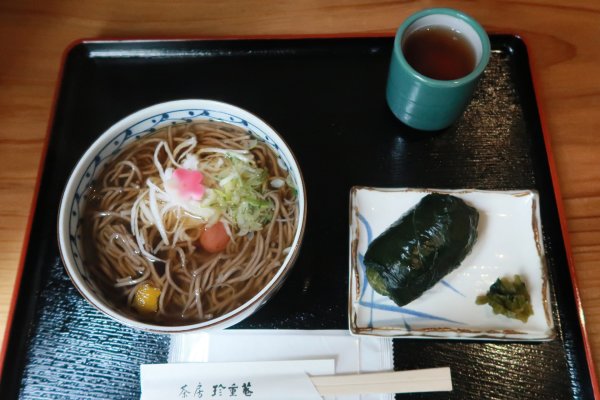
364 193 479 306
476 275 533 322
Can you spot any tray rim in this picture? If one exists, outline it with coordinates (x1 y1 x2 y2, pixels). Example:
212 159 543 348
0 33 597 398
520 33 600 395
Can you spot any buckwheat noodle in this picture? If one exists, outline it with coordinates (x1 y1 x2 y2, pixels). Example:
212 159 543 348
83 121 299 324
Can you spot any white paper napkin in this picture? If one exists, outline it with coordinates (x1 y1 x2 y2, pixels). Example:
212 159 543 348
141 360 333 400
169 329 394 400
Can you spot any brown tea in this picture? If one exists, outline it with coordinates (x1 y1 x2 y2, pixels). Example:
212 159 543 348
402 25 476 80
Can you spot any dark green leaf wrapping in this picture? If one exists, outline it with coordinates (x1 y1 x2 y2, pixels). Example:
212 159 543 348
364 193 479 306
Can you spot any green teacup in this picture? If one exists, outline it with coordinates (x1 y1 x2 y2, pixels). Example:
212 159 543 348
386 8 491 131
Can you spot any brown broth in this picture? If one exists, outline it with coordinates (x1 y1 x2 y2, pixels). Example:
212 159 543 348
79 122 297 325
402 25 476 80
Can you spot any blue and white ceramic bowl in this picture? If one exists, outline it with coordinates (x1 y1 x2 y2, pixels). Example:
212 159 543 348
58 100 306 333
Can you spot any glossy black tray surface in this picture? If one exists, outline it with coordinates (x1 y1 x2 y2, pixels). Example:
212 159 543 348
0 36 594 399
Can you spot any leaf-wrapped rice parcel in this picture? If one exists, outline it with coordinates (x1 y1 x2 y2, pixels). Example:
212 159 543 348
364 193 479 306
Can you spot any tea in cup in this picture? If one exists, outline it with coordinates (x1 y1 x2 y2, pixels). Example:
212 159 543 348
386 8 491 131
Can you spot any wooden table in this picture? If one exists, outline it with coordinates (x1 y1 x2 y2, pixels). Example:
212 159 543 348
0 0 598 387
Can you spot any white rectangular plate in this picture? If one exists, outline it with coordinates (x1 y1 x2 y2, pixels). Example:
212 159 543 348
349 188 554 340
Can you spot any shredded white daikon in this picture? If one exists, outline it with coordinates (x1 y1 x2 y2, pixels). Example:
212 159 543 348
198 147 253 162
270 178 285 188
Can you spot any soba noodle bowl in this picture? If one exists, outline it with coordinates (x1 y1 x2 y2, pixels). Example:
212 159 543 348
81 121 299 324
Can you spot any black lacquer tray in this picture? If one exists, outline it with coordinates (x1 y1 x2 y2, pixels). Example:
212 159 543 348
0 36 596 399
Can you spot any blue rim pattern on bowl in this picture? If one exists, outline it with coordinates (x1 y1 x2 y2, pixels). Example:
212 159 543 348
59 100 306 333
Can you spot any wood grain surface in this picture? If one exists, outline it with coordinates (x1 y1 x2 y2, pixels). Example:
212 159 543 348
0 0 598 385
